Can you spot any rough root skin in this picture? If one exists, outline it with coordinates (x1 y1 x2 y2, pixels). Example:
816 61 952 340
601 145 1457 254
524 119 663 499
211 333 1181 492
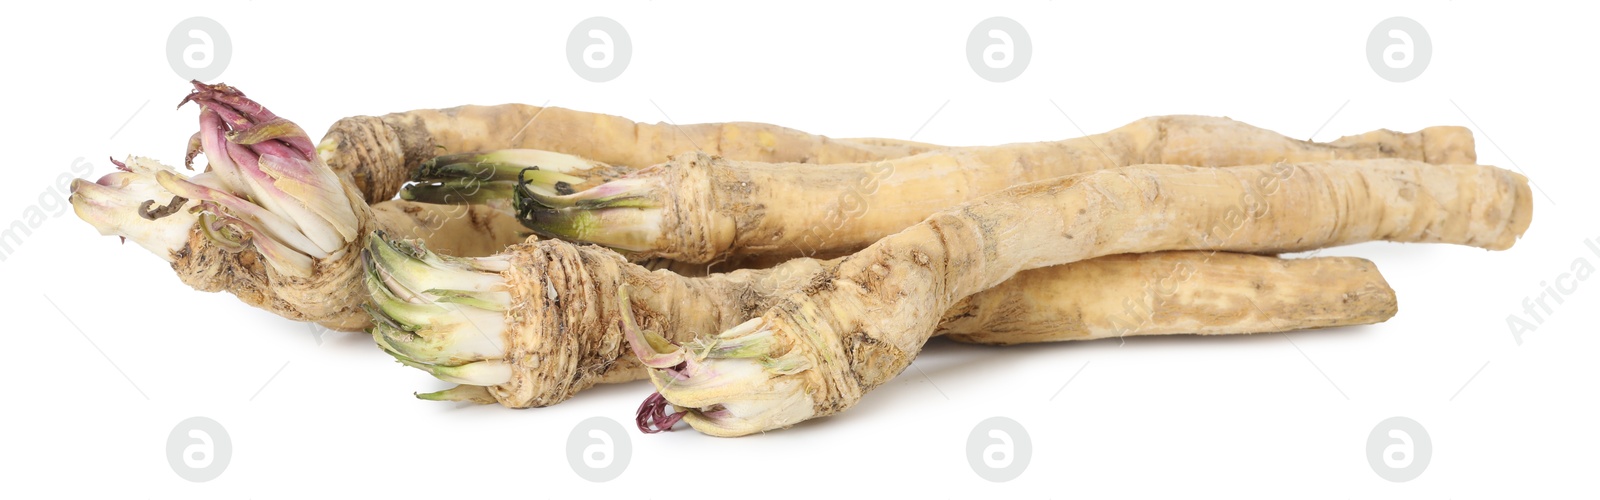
483 239 825 407
475 245 1406 411
549 116 1480 265
491 241 623 407
936 252 1399 344
317 104 944 203
650 160 1530 436
639 153 730 263
318 114 421 205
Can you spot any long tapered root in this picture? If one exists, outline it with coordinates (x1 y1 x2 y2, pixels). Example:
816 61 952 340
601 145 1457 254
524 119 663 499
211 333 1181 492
317 104 939 203
520 116 1481 264
642 159 1529 436
384 243 1406 413
936 252 1398 344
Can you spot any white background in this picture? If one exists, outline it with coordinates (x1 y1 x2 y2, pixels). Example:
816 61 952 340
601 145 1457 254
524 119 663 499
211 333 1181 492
2 1 1595 497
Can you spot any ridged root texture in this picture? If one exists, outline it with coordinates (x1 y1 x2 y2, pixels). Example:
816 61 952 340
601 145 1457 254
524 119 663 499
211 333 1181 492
648 153 732 264
748 160 1532 428
318 104 944 204
319 115 419 205
489 242 636 407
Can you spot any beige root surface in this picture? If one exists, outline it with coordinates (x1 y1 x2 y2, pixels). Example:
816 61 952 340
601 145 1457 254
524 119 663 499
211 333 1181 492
486 241 1396 408
629 116 1477 264
936 252 1397 344
756 160 1528 424
370 201 530 258
839 137 945 152
319 104 940 203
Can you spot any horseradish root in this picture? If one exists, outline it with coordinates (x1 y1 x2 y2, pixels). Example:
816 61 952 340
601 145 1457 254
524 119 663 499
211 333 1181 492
632 160 1530 436
508 115 1477 264
318 103 941 202
934 252 1397 345
364 233 1398 409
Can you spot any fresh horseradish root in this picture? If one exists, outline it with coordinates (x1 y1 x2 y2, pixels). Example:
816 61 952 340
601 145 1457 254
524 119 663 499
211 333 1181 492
68 82 531 331
931 252 1398 345
629 160 1532 436
405 116 1477 268
500 115 1478 264
371 117 1478 408
318 103 943 203
66 82 1513 436
363 232 1397 409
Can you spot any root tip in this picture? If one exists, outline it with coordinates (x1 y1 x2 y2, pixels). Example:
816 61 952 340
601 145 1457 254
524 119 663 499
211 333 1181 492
636 392 686 434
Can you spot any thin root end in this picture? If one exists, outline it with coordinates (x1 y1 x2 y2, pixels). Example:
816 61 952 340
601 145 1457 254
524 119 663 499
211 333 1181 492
636 392 686 434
